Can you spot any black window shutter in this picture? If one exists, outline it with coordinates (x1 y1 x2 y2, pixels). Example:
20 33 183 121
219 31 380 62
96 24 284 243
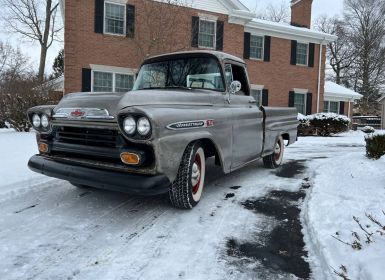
126 5 135 38
262 89 269 106
191 16 199 47
289 91 295 107
290 40 297 65
94 0 104 34
82 68 92 92
308 43 315 67
244 32 251 59
216 21 224 51
339 102 345 115
306 93 313 115
264 36 271 62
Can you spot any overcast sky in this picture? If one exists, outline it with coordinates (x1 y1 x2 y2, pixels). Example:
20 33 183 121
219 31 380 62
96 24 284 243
241 0 344 19
0 0 344 75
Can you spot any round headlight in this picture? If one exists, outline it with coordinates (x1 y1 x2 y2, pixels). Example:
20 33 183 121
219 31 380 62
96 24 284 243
123 116 136 135
137 117 151 136
32 114 41 128
41 114 50 128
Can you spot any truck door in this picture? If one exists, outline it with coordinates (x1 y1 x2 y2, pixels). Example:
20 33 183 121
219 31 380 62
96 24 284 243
224 63 264 170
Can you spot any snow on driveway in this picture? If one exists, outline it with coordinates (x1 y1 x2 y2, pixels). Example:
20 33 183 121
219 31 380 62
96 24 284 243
0 129 384 280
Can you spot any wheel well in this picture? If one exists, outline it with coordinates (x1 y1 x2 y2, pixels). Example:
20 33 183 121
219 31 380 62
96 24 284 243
196 138 222 167
282 133 290 146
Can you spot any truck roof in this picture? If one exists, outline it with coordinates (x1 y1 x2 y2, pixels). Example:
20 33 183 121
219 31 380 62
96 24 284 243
144 50 246 65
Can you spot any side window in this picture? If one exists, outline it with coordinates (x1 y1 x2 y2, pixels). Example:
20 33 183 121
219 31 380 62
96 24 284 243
231 64 249 96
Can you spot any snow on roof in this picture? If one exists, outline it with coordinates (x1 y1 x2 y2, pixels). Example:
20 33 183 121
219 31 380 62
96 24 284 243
324 81 363 101
246 18 337 43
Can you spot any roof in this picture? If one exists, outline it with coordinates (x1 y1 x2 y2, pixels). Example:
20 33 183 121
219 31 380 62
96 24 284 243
324 81 363 101
245 19 337 43
144 50 245 64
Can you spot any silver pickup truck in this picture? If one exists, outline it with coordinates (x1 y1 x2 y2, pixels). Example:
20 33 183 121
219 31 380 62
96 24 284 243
28 51 298 209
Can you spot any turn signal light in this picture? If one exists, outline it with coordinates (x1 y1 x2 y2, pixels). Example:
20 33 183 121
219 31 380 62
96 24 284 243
38 143 49 153
120 152 140 165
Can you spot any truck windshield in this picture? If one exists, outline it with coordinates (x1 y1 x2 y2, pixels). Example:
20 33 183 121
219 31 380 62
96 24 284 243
133 57 225 92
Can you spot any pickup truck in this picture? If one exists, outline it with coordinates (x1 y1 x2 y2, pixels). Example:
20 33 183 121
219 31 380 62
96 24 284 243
27 51 298 209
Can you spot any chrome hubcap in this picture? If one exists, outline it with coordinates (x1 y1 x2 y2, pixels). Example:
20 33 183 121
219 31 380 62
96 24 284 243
191 162 201 187
274 142 281 160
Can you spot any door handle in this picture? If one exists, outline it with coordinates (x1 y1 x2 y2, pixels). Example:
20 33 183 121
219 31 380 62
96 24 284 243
249 100 257 104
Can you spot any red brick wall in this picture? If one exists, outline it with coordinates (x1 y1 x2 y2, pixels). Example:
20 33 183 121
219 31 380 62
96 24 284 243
64 0 325 114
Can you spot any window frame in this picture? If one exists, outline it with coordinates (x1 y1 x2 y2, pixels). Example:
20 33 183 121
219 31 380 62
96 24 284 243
294 92 307 115
249 35 265 61
198 19 217 50
323 100 340 114
296 42 309 66
104 1 127 36
92 70 135 93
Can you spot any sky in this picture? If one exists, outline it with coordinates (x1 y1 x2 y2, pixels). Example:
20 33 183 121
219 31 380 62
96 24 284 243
0 0 344 75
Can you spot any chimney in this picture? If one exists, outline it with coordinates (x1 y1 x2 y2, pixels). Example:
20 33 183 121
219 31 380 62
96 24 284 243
291 0 313 28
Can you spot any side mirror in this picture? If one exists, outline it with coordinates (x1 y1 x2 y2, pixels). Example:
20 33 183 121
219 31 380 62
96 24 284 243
230 81 242 94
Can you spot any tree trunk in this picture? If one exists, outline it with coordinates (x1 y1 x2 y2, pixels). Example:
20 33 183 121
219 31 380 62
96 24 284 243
37 0 53 83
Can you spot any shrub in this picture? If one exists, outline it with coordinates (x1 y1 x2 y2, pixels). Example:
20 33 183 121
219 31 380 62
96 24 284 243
362 126 375 134
365 132 385 159
298 113 351 136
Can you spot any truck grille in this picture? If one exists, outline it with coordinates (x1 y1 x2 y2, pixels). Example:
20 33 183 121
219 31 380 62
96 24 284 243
55 127 119 148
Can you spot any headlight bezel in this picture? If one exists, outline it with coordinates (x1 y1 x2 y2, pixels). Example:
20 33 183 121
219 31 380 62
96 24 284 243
119 113 152 140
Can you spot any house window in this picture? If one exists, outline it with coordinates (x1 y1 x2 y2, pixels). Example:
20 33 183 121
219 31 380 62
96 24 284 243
104 2 126 35
294 93 306 114
251 89 262 107
93 71 113 92
93 71 134 92
250 35 264 60
296 43 308 65
199 20 216 49
324 101 339 114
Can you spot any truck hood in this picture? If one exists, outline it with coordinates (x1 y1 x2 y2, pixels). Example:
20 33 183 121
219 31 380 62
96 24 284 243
55 90 215 117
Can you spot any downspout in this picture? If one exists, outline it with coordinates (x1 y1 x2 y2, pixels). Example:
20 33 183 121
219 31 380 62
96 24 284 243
348 99 351 118
317 39 325 113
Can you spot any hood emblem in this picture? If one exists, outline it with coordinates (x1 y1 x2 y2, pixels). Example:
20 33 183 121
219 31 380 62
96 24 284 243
70 109 85 118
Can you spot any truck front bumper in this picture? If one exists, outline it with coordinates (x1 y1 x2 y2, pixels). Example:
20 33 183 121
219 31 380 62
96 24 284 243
28 155 171 196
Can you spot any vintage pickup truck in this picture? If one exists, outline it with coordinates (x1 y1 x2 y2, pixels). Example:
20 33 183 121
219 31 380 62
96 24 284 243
28 51 298 209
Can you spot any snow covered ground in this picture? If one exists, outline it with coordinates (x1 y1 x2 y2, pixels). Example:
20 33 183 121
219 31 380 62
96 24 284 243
0 128 384 280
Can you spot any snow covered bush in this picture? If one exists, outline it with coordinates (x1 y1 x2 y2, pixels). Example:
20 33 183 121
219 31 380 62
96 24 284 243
362 126 375 134
298 113 351 136
365 132 385 159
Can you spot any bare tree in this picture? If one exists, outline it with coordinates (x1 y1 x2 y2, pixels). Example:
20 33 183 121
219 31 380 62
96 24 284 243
134 0 192 58
0 41 57 131
1 0 62 83
314 16 355 85
256 1 290 23
344 0 385 115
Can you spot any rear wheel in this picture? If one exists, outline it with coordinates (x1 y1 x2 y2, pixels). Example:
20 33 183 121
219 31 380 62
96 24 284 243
169 141 206 209
263 136 284 169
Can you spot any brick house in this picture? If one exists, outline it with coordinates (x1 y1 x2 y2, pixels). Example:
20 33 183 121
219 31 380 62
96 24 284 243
59 0 336 115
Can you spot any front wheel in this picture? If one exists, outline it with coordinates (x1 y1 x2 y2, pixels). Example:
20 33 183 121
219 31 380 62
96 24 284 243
263 136 285 169
169 141 206 209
